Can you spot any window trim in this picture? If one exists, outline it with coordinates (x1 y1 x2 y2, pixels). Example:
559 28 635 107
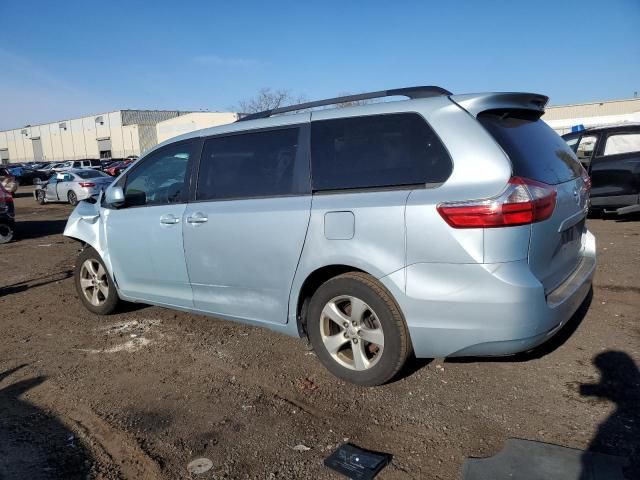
107 138 202 210
309 111 453 193
189 123 311 203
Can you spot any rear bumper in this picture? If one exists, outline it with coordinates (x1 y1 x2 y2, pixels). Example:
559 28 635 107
379 231 596 358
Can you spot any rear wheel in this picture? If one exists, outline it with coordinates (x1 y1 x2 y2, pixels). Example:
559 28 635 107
0 223 14 244
36 190 45 205
307 272 411 386
68 191 78 206
74 247 120 315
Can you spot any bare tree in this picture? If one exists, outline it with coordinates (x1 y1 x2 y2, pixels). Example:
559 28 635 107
236 88 306 114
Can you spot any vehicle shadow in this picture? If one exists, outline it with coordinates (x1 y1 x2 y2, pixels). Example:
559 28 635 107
12 190 35 199
0 365 94 479
17 219 68 240
0 270 73 297
579 351 639 478
447 288 593 364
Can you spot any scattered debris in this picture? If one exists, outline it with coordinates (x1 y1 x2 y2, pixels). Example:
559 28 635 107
297 377 318 392
324 443 392 479
187 457 214 475
291 444 311 452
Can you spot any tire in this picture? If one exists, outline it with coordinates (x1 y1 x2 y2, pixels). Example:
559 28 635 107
68 191 78 206
74 247 120 315
0 223 14 244
36 190 46 205
307 272 411 386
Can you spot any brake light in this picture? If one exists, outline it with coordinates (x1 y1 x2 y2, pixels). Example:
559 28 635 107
0 185 12 203
79 182 96 187
581 168 591 194
437 177 557 228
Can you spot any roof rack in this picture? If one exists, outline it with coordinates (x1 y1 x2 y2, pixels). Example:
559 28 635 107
238 85 452 122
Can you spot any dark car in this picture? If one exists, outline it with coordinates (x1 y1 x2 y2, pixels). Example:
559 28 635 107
16 167 53 185
563 124 640 215
0 182 15 243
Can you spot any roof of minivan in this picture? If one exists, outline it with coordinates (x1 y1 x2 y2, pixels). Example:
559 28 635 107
147 89 548 156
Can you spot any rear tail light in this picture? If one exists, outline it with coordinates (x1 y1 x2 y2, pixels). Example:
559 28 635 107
79 182 96 187
437 177 557 228
0 185 12 203
581 168 591 195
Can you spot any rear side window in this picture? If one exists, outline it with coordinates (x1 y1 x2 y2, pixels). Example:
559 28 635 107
311 113 452 191
604 133 640 156
197 127 308 201
479 110 583 185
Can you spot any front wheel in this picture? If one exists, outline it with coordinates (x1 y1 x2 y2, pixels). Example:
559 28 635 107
0 222 14 244
36 190 46 205
74 247 120 315
68 191 78 206
307 272 411 386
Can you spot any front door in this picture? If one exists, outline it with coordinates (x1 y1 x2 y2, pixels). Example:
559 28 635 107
183 124 311 325
104 140 200 307
590 131 640 208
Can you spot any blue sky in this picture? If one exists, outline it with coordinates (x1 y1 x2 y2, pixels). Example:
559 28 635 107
0 0 638 130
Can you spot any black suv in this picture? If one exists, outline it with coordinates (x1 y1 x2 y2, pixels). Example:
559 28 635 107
563 125 640 215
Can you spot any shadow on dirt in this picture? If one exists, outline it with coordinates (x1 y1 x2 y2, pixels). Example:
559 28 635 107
580 351 639 479
17 219 68 240
447 288 593 365
0 270 73 297
0 365 93 479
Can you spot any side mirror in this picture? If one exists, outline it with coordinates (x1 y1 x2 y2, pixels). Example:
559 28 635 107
105 186 125 207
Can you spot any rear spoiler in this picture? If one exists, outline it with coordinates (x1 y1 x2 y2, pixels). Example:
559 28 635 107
450 92 549 117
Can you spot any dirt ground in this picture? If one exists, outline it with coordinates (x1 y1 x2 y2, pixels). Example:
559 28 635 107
1 186 638 480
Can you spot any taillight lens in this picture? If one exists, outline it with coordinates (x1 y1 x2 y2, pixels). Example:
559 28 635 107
0 185 12 203
581 168 591 195
437 177 557 228
79 182 96 187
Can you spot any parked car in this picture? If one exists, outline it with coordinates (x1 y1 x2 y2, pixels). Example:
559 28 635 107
104 159 135 177
35 169 114 206
562 124 640 215
0 182 15 244
64 87 596 386
56 159 102 171
0 167 18 194
37 163 66 174
16 167 53 185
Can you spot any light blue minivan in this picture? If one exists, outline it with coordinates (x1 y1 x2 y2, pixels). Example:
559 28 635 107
64 87 596 385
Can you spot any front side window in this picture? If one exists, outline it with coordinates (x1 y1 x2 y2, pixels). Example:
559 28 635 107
197 127 306 201
311 113 452 191
603 133 640 156
576 135 598 166
123 142 195 207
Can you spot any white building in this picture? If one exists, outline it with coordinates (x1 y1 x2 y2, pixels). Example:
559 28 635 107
156 112 239 144
543 97 640 135
0 109 238 165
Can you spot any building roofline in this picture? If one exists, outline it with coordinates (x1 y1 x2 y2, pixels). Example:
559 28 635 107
547 97 640 109
0 109 197 133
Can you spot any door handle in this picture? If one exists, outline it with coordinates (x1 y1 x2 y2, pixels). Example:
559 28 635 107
160 214 180 225
186 212 208 224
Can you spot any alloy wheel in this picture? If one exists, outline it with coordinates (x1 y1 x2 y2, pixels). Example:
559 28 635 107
319 295 385 371
79 259 109 306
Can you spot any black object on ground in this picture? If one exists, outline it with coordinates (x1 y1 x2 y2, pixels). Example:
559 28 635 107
462 438 626 480
324 443 392 479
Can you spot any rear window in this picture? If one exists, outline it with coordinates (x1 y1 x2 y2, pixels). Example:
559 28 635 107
311 113 452 191
76 170 107 179
478 110 583 185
